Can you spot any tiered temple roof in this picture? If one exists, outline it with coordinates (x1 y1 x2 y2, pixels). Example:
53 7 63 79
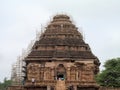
25 14 99 64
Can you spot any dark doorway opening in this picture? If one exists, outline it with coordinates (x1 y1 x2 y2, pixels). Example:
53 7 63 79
57 74 64 80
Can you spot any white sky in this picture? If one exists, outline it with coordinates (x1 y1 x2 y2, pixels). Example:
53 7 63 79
0 0 120 82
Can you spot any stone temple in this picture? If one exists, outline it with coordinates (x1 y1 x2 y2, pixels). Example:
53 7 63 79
8 14 100 90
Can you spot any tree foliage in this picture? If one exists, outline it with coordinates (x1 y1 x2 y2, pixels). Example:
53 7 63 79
96 58 120 87
0 77 12 90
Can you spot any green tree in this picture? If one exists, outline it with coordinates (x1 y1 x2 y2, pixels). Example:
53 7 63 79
0 77 12 90
96 58 120 87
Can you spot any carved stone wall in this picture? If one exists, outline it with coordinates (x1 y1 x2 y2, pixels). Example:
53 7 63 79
27 63 40 81
26 61 95 83
70 66 76 81
44 67 52 80
27 63 54 82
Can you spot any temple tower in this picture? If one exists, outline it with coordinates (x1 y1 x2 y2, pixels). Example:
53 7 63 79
23 14 100 90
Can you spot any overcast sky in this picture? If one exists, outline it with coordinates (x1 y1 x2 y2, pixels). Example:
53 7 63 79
0 0 120 82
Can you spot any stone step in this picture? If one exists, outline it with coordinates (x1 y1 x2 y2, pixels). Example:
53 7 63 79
56 80 66 90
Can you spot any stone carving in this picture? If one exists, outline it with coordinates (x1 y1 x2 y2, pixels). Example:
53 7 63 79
80 64 95 81
27 63 40 81
74 62 85 70
70 66 76 80
44 67 52 80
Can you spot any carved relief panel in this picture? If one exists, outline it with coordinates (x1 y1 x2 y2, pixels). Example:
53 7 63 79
70 66 76 80
39 67 44 80
27 63 40 81
44 67 52 80
81 64 94 81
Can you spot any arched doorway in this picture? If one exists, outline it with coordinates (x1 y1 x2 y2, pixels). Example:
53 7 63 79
56 64 66 80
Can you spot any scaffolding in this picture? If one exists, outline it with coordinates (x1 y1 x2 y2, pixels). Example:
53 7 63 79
11 56 25 85
11 27 45 85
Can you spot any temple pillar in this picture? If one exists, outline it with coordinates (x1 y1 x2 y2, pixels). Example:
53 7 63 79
76 71 78 80
47 85 51 90
78 70 82 81
67 68 70 80
52 68 55 80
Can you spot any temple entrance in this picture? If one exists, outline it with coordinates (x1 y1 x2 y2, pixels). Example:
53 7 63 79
57 73 64 80
56 64 66 80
